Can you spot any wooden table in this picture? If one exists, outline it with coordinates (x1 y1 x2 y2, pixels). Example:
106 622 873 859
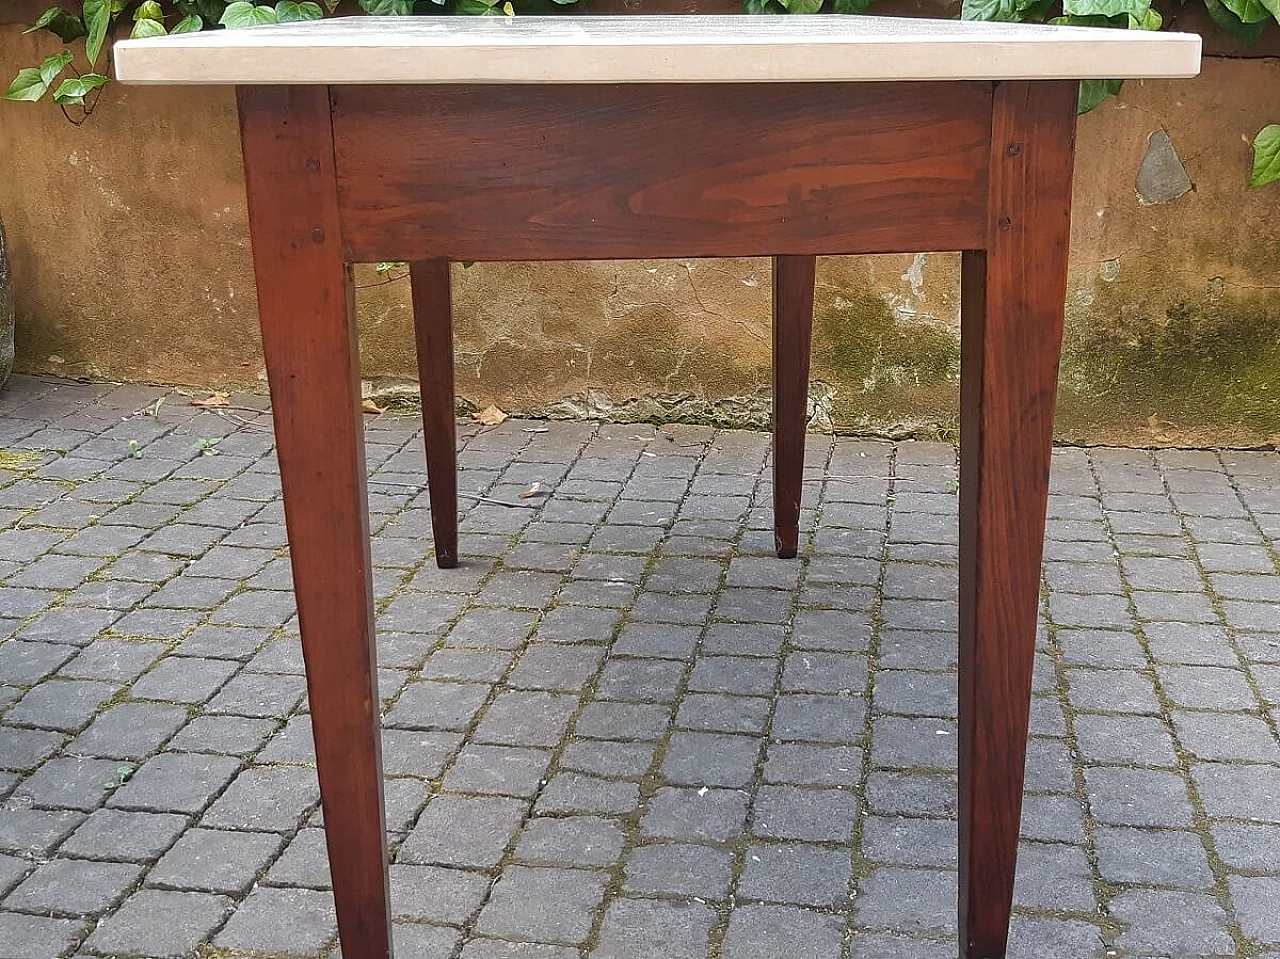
117 17 1199 959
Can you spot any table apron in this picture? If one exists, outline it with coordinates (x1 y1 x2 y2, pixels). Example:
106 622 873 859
325 81 993 263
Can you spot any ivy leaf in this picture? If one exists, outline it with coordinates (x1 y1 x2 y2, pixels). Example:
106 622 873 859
83 0 111 67
833 0 874 11
171 13 204 31
131 16 167 36
39 51 75 86
502 1 515 13
457 0 497 12
52 72 109 106
358 0 416 12
782 0 826 11
276 0 324 20
744 0 787 12
25 7 88 42
1062 0 1148 17
1201 0 1267 41
219 1 279 25
1219 0 1271 22
1077 78 1122 114
1127 7 1162 28
134 0 164 19
961 0 1019 21
1250 125 1280 188
4 68 50 102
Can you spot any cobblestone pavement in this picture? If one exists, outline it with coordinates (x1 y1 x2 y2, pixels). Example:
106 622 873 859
1 374 1280 959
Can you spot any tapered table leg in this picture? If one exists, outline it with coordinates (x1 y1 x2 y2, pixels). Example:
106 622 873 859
957 80 1078 959
772 254 816 559
410 260 459 569
238 85 392 959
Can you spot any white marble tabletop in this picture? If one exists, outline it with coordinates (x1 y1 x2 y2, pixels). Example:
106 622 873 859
113 14 1201 86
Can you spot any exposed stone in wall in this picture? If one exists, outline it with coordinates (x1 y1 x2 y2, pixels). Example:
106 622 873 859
1136 129 1193 205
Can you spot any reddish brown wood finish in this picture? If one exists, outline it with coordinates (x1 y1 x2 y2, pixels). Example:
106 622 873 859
409 260 459 569
329 82 992 262
235 75 1082 959
772 254 816 559
957 80 1078 959
237 85 392 959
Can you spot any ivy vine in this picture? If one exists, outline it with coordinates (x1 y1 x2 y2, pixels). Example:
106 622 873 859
4 0 1278 186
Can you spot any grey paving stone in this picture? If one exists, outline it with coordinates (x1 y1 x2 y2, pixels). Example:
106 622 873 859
1084 766 1195 827
443 744 552 798
1095 825 1214 887
474 691 578 747
623 841 732 898
762 743 862 788
721 904 844 959
871 717 956 769
1072 714 1179 766
266 827 331 888
1173 710 1280 761
642 786 749 842
1192 762 1280 822
385 679 492 731
59 808 187 863
13 756 128 811
149 827 284 894
774 694 865 743
739 842 853 907
1006 917 1105 959
57 638 166 683
1011 841 1096 911
854 867 956 932
862 816 956 868
214 884 337 955
508 645 604 691
0 725 67 772
0 913 85 959
536 773 639 815
596 658 686 703
388 863 488 925
1019 794 1086 844
5 857 143 916
202 764 319 831
614 623 701 659
754 785 859 842
560 740 655 780
83 888 232 959
400 795 527 868
1158 664 1258 710
1065 667 1161 714
476 865 608 944
108 752 241 814
590 897 716 959
67 702 186 760
129 655 240 704
205 669 306 717
845 932 953 959
661 731 761 787
514 815 625 868
0 807 84 856
1111 889 1234 956
172 715 278 757
5 679 118 732
1211 822 1280 871
0 642 79 685
1229 875 1280 944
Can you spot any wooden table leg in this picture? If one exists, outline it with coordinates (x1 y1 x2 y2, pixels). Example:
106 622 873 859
410 260 459 569
238 85 393 959
772 254 816 559
957 80 1077 959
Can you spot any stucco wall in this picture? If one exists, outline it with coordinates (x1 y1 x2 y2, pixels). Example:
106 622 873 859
2 11 1278 444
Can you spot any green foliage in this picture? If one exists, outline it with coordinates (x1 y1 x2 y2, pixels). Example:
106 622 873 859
1252 125 1280 188
5 0 584 119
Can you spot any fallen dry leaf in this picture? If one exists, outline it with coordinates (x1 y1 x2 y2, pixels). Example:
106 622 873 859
190 392 230 409
474 405 508 427
518 482 543 499
362 398 387 415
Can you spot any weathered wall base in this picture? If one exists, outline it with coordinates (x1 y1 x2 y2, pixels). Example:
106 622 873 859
1 8 1278 444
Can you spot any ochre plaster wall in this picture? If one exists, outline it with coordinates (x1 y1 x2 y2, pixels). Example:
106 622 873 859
1 12 1278 444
